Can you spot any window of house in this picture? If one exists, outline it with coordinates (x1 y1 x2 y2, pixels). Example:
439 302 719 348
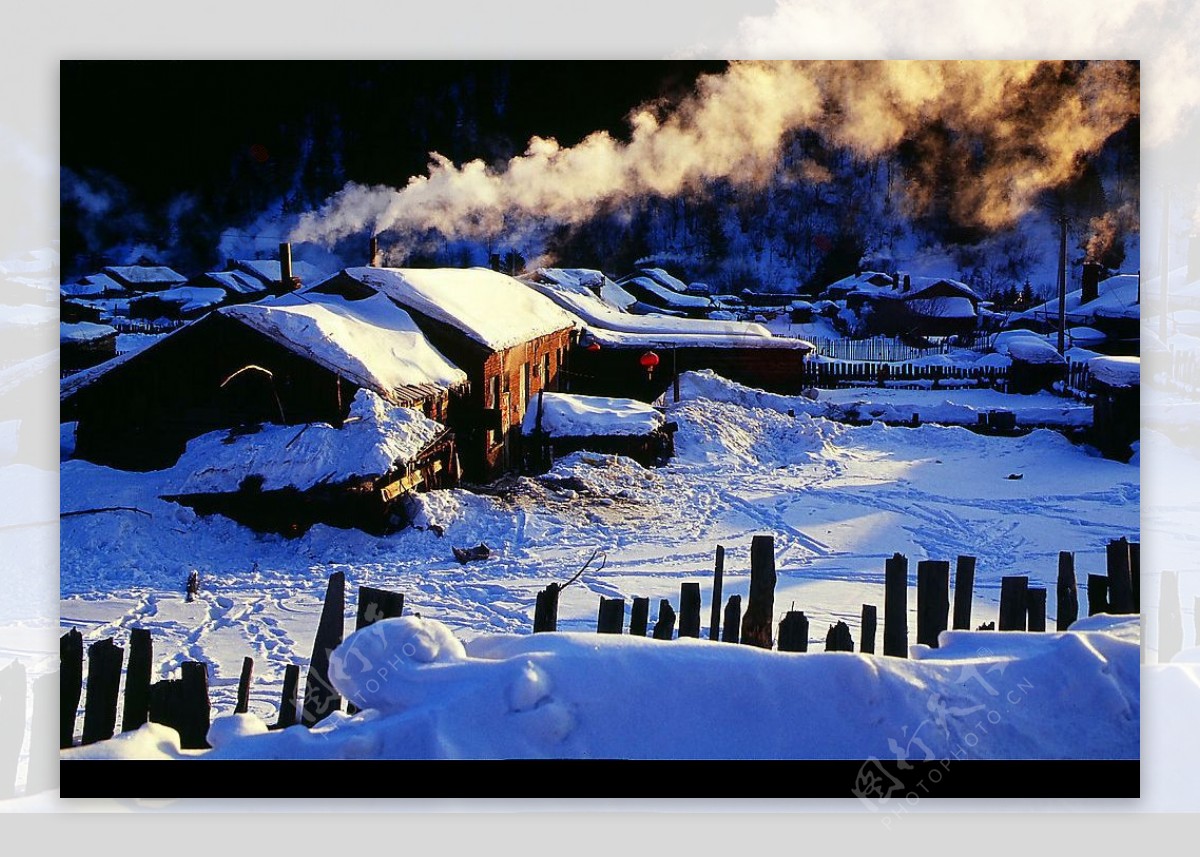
520 362 530 411
489 375 501 447
542 353 551 390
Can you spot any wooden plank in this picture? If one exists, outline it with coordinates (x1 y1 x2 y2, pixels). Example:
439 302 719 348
708 545 725 641
1027 588 1047 632
777 611 809 652
1130 542 1140 613
355 586 404 630
1057 551 1078 631
740 535 777 649
630 597 650 637
721 596 741 644
302 571 345 726
917 560 950 648
678 582 701 638
60 629 83 749
178 661 211 750
596 597 624 634
533 584 560 633
1088 574 1109 617
81 638 123 745
952 556 976 631
652 600 676 640
121 627 152 733
277 664 300 729
998 576 1029 631
235 657 254 714
825 621 854 652
883 553 909 657
860 604 877 654
1106 538 1134 614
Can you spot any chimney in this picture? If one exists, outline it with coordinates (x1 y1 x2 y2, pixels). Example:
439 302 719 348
1081 261 1102 304
369 236 379 267
1189 234 1200 285
279 242 293 292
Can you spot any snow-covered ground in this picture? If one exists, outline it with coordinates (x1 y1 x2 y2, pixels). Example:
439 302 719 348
60 374 1138 748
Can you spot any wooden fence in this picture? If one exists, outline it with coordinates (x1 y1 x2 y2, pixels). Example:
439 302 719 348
802 360 1009 391
1166 345 1200 394
810 336 950 363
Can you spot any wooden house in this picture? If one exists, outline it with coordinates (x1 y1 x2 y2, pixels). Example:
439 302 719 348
310 267 579 481
522 391 675 473
60 322 117 374
1088 356 1139 460
61 290 469 472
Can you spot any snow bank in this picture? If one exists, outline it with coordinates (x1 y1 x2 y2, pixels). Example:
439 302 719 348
677 369 827 417
343 267 578 351
670 398 840 468
66 615 1137 761
223 292 467 396
1089 355 1139 388
164 390 445 494
60 321 116 344
521 392 664 438
1007 337 1065 365
816 386 1092 428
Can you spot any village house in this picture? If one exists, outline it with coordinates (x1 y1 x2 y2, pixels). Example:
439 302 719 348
61 290 469 474
60 321 117 373
617 268 713 318
522 390 676 473
100 264 188 292
310 267 580 481
819 271 982 338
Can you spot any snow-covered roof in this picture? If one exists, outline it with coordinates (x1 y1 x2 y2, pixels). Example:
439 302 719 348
62 273 126 297
906 276 979 302
60 322 117 344
340 267 578 352
1014 273 1140 325
530 268 637 310
638 268 690 294
102 265 188 286
522 391 665 438
1089 355 1139 388
222 292 468 401
133 286 227 314
824 271 894 294
1007 337 1065 365
205 270 269 295
907 296 977 319
234 259 329 287
165 389 446 495
619 276 712 309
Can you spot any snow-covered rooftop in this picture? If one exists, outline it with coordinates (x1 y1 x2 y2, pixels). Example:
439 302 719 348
619 275 712 309
60 321 117 344
234 259 329 287
133 286 227 314
205 270 269 295
165 389 446 495
1089 355 1139 388
61 273 126 298
907 296 977 319
638 268 690 294
530 268 637 310
340 267 578 352
522 391 665 438
222 292 468 400
102 265 188 286
1014 273 1140 325
1007 337 1065 365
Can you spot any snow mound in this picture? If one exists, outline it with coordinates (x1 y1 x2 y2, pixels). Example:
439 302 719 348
670 398 839 468
522 392 664 438
165 390 446 494
1089 355 1139 388
677 369 827 417
1007 337 1064 365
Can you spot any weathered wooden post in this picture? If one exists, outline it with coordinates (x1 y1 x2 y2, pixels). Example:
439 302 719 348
708 545 725 641
861 604 877 654
302 571 345 726
630 597 650 637
235 657 254 714
998 576 1028 631
884 553 909 657
679 583 702 638
533 583 560 633
121 628 152 733
596 597 625 634
178 661 211 749
952 556 975 631
917 560 950 648
1106 538 1134 614
356 585 404 630
825 621 854 652
1027 588 1047 632
60 629 83 749
1088 574 1109 616
652 600 676 640
1057 551 1079 631
0 660 25 798
777 611 809 652
277 664 300 729
741 535 777 649
1130 542 1140 613
1160 571 1183 663
722 596 741 644
81 637 123 745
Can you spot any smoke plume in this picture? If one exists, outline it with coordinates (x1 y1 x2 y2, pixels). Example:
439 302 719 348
291 61 1138 257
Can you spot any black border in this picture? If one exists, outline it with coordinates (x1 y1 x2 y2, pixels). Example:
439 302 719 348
60 759 1138 799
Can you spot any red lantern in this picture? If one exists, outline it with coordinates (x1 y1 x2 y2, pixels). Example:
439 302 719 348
586 340 601 352
639 350 660 379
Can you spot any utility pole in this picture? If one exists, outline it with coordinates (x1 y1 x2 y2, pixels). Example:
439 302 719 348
1056 214 1068 355
1160 189 1170 340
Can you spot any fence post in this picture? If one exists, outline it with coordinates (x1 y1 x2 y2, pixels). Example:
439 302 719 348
777 611 809 652
998 577 1028 631
1057 551 1078 631
917 560 950 648
825 621 854 652
630 597 650 637
1027 588 1047 632
533 583 560 632
861 604 877 654
60 629 83 749
1130 542 1140 613
356 585 404 630
709 545 725 641
1160 571 1182 663
722 596 741 644
679 583 702 638
1106 538 1134 614
81 637 123 745
235 657 254 714
277 664 300 729
740 535 777 649
884 553 909 657
652 600 676 640
178 661 211 750
121 627 152 733
596 597 625 634
952 556 975 630
302 571 345 726
1088 574 1109 616
0 661 26 798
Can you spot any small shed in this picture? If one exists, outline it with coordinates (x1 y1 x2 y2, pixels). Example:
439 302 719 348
60 322 117 373
1005 336 1066 394
522 391 675 473
1089 356 1139 460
